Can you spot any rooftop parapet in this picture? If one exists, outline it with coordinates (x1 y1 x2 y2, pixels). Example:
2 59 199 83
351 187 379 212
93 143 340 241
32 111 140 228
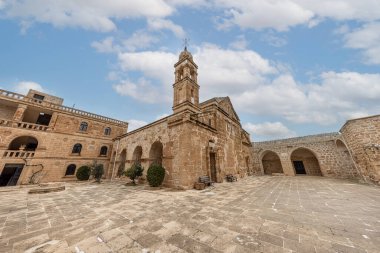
0 89 128 126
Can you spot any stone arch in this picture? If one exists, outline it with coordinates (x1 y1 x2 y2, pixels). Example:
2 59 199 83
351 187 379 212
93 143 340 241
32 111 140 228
336 139 349 152
261 150 284 175
8 136 38 151
132 146 143 164
117 148 127 177
290 147 322 176
149 141 163 166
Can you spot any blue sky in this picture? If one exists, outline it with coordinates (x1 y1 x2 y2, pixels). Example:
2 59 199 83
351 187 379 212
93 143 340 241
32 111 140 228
1 0 379 141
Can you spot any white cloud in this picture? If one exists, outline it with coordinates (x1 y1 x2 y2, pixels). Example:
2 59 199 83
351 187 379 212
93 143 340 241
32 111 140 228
1 0 173 32
14 81 45 94
113 78 170 104
123 31 159 52
165 0 210 8
92 32 159 54
91 37 119 53
244 122 296 140
229 35 248 50
195 44 277 98
261 32 287 47
234 71 380 125
293 0 380 22
343 22 380 64
216 0 314 31
215 0 380 31
147 18 185 38
127 119 148 132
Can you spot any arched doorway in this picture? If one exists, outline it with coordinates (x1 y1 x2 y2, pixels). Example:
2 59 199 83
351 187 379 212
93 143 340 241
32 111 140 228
291 148 322 176
261 151 284 175
149 141 163 166
8 136 38 151
132 146 143 165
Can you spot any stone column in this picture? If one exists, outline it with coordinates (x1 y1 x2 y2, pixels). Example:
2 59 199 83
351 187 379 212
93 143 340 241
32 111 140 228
12 104 27 122
280 153 295 176
47 112 58 131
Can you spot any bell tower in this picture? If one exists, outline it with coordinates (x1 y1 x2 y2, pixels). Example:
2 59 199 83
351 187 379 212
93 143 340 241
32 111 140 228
172 47 200 113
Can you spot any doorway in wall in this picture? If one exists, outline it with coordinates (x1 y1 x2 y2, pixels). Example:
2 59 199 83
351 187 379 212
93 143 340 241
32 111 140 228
210 152 217 182
293 161 306 174
0 164 24 186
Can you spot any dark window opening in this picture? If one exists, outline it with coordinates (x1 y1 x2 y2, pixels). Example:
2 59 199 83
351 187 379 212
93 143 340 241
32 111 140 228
104 127 111 136
72 144 82 154
79 122 88 132
33 94 45 101
36 113 52 126
293 161 306 174
100 146 108 156
65 164 76 176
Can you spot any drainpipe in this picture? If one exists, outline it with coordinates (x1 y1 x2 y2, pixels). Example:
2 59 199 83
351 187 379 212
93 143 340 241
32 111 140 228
110 139 120 181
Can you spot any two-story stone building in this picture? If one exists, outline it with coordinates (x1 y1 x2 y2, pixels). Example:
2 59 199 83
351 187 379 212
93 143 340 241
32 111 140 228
0 89 127 186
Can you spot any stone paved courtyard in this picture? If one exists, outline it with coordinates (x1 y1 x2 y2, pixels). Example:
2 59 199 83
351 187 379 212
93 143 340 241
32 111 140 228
0 176 379 253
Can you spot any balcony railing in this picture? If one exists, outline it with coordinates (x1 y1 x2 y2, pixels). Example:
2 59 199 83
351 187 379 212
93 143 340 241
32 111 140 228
0 89 127 126
3 150 35 158
0 118 49 131
15 122 49 131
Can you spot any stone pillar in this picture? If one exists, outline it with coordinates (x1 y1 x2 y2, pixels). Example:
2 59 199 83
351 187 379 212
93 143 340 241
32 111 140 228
280 153 295 176
47 112 58 131
12 104 27 122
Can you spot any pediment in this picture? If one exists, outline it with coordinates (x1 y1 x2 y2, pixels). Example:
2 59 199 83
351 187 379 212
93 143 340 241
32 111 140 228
218 97 240 122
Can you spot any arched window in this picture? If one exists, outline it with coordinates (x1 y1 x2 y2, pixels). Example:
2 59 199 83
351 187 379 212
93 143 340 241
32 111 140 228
100 146 108 156
65 164 76 176
149 141 163 166
72 143 82 154
79 122 88 132
104 127 111 136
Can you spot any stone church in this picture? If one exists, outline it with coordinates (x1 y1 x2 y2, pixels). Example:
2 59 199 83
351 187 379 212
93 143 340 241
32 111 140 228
0 47 379 187
109 48 253 189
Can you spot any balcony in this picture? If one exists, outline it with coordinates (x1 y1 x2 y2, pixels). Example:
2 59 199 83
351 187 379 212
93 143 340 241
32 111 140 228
0 118 49 131
0 89 127 126
3 150 35 158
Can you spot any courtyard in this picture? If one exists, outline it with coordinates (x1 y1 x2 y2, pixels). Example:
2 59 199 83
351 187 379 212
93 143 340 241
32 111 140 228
0 176 379 253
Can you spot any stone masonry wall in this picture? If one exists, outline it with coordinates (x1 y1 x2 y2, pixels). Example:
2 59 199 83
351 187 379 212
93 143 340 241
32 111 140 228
341 115 380 185
0 105 16 120
0 126 114 184
252 133 359 179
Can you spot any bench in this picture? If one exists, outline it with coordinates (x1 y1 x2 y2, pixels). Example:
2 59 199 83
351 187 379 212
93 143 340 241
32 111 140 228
199 176 214 186
226 174 237 182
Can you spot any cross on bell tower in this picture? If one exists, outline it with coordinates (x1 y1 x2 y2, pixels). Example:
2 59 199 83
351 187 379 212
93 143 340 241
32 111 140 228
172 45 200 113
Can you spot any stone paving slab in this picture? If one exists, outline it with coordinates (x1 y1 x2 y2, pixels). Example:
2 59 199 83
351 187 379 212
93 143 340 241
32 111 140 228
0 176 379 252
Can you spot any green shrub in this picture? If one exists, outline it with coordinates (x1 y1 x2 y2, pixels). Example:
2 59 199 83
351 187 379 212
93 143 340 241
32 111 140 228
92 163 104 183
125 163 144 184
76 166 91 181
147 164 165 187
